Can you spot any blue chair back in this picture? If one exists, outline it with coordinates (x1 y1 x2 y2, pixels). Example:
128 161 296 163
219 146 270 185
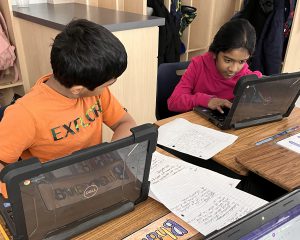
0 105 8 121
156 61 190 120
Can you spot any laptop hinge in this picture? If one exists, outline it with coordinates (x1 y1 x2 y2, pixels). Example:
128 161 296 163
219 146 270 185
234 114 282 129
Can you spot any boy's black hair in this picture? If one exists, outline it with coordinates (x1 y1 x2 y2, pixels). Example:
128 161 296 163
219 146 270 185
209 18 256 56
50 19 127 90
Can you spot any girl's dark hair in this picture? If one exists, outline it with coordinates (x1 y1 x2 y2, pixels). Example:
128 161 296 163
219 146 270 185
50 19 127 90
209 18 256 55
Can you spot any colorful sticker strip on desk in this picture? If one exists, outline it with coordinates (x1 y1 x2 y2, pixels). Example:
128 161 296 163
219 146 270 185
123 212 201 240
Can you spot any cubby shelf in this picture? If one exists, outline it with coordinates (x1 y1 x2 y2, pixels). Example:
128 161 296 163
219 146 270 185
0 82 23 90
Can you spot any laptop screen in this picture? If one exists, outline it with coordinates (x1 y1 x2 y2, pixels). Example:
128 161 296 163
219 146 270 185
19 141 149 239
231 74 300 125
0 123 157 240
240 204 300 240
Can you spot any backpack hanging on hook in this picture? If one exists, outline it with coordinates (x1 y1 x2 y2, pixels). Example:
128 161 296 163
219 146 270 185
0 11 19 82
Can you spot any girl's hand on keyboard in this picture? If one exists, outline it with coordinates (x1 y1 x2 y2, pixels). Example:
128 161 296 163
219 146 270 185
208 98 232 113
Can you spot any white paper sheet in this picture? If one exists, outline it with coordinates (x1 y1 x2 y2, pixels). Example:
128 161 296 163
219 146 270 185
277 133 300 154
149 152 268 235
148 152 240 201
157 118 238 159
150 152 240 187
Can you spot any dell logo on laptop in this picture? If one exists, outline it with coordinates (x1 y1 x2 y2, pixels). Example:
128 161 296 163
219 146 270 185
84 185 98 198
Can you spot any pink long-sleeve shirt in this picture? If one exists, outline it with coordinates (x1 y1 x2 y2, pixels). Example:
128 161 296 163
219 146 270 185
167 52 262 112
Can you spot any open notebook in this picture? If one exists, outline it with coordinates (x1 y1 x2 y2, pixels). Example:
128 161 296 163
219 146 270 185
0 124 157 240
205 188 300 240
194 72 300 130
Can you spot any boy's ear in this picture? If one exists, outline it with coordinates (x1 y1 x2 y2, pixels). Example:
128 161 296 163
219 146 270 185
70 85 84 95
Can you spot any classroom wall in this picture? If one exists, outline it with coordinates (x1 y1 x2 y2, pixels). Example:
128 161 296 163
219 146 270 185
295 98 300 108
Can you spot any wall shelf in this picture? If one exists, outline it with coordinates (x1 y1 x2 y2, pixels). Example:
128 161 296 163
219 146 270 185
0 81 23 90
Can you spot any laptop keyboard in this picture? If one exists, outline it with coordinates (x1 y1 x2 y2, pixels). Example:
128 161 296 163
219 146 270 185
210 107 230 122
3 202 13 221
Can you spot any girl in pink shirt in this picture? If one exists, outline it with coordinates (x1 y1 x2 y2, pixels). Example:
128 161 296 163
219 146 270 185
168 19 262 113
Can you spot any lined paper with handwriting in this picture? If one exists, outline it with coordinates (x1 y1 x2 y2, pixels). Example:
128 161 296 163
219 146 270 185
157 118 238 159
149 152 268 235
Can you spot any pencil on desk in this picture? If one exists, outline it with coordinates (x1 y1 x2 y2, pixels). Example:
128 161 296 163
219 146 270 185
256 125 300 146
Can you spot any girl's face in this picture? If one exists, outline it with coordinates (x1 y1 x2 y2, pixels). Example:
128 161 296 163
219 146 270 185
215 48 250 79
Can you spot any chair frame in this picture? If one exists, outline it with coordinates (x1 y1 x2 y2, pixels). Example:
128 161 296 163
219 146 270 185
156 61 190 120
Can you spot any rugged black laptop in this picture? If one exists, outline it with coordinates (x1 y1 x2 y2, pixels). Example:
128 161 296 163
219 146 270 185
205 188 300 240
0 124 157 240
194 72 300 129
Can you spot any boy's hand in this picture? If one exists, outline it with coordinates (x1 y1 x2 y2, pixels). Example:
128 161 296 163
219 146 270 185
110 112 137 141
208 97 232 113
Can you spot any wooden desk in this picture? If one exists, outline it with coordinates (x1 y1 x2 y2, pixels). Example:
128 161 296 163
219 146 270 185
0 148 202 240
155 108 300 176
236 129 300 192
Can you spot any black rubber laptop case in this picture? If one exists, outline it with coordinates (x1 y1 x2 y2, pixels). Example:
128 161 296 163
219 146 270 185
194 72 300 129
0 123 157 240
205 188 300 240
